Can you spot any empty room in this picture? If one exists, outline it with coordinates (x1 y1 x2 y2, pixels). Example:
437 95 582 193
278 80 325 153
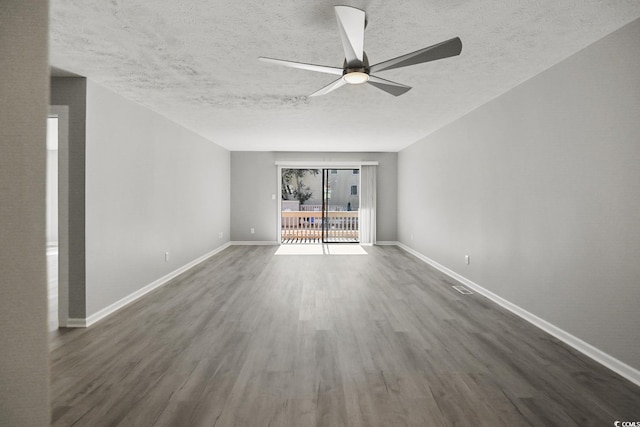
2 1 640 426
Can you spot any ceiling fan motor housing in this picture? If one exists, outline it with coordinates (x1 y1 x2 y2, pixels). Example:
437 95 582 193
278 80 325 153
343 52 370 74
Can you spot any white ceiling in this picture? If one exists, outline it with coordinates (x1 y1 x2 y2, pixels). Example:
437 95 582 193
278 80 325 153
50 0 640 152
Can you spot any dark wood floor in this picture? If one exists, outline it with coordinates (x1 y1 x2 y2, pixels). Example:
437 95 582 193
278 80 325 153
50 245 640 426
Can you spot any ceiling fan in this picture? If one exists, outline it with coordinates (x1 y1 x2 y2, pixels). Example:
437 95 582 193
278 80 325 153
259 5 462 97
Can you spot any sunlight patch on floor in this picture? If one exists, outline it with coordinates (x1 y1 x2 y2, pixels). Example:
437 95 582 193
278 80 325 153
275 244 367 256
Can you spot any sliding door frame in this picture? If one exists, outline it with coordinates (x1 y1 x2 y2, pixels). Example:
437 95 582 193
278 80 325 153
275 161 378 244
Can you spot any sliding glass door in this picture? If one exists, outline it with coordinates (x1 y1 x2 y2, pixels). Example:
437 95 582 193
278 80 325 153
322 169 359 243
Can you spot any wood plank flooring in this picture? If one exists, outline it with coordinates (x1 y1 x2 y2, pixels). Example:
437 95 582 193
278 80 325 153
50 245 640 426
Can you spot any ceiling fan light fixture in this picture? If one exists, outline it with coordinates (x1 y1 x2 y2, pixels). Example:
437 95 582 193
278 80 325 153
342 71 369 85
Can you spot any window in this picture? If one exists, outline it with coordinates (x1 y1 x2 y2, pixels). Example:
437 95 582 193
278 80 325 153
352 169 359 175
351 185 358 196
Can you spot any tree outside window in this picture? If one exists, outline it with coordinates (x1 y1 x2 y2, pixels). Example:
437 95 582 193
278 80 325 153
281 169 319 205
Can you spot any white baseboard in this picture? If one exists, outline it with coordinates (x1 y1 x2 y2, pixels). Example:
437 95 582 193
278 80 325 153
65 318 87 328
396 242 640 388
230 241 279 245
376 241 399 246
76 242 232 328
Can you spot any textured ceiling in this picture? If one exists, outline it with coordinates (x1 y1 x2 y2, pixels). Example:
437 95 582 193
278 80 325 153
50 0 640 152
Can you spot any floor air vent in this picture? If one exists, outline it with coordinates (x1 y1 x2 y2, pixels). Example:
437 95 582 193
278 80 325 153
452 285 473 295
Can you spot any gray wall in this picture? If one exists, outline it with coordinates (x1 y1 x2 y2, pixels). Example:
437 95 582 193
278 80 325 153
85 81 230 317
51 76 87 318
398 19 640 370
231 151 397 242
0 0 50 424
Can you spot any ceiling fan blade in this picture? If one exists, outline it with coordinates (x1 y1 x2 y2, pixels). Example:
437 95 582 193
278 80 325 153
369 37 462 73
258 57 343 76
367 75 412 96
334 6 365 65
309 78 348 97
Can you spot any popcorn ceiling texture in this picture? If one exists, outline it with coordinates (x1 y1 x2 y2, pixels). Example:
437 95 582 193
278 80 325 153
50 0 640 151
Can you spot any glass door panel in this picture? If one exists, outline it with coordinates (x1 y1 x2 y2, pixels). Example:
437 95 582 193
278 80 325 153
322 169 359 243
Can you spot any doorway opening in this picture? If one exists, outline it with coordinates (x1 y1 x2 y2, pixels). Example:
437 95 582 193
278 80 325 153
46 116 59 331
48 105 69 330
280 167 359 244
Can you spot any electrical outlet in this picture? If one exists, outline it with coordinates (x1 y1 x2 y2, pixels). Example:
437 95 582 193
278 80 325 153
465 254 470 265
218 232 223 239
165 251 170 262
250 228 255 234
410 234 414 241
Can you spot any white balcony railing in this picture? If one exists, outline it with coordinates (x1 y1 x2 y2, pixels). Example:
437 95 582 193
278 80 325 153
281 211 358 242
299 204 347 212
